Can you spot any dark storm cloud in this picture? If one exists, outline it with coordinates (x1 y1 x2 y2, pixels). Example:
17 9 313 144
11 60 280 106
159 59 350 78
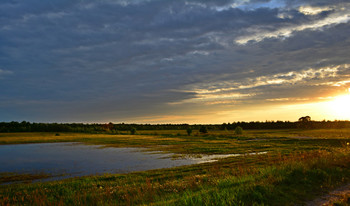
1 0 349 122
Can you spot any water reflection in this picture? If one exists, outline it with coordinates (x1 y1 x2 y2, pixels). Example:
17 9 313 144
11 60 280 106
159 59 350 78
0 143 198 178
0 142 267 183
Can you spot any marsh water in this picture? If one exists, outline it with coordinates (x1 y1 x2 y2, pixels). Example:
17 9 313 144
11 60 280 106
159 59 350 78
0 142 266 183
0 142 200 180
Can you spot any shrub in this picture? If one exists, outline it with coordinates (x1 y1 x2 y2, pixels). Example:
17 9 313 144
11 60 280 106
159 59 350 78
130 128 137 135
187 128 193 136
199 126 208 134
235 126 243 135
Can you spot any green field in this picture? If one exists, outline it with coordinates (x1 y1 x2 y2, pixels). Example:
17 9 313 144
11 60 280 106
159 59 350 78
1 129 350 205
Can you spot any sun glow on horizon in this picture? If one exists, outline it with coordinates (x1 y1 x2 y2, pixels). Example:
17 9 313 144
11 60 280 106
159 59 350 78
327 89 350 120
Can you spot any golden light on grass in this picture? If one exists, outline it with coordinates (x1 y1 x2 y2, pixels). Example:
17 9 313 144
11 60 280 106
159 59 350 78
328 89 350 120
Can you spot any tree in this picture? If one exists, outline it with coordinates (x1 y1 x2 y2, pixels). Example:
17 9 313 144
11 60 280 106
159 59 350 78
298 116 312 129
298 116 311 122
199 126 208 134
186 128 192 136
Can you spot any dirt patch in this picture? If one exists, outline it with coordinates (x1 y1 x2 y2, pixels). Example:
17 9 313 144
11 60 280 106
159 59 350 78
306 183 350 205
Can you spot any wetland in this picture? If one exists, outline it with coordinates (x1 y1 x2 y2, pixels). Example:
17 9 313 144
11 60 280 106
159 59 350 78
1 129 350 205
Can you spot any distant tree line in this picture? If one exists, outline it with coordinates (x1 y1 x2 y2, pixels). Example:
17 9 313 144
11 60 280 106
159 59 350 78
0 119 349 133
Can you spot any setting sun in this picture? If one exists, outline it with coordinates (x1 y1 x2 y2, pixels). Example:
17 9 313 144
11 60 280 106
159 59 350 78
328 90 350 120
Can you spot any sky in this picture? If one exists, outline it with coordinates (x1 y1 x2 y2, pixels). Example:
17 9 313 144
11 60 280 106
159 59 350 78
1 0 350 124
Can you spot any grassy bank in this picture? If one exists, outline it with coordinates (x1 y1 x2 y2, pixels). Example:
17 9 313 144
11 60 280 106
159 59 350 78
0 129 349 155
0 129 350 205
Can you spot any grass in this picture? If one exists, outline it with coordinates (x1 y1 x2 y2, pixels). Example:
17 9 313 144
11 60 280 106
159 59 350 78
0 172 53 184
1 129 350 205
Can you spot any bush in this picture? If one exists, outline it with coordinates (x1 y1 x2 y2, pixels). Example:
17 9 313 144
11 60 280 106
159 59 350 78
199 126 208 134
187 128 192 136
130 128 137 135
235 126 243 135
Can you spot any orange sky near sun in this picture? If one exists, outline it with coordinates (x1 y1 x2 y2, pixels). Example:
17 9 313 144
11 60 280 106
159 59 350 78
125 88 350 124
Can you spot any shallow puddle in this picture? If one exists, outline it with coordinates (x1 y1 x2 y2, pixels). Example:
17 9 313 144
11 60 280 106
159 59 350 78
0 142 266 183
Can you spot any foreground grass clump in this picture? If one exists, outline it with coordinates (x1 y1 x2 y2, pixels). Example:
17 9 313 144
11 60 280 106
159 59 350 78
1 146 350 205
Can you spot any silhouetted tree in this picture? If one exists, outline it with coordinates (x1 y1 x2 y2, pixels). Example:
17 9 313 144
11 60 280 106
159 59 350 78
298 116 311 122
298 116 312 129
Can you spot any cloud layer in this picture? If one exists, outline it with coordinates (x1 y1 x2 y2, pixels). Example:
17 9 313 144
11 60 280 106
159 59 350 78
1 0 350 123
